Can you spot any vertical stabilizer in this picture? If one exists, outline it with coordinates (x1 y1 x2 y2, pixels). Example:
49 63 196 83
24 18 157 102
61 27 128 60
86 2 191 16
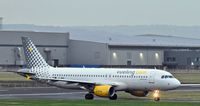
21 37 49 68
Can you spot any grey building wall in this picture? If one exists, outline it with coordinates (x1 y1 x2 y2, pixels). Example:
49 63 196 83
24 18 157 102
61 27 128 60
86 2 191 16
69 40 108 65
0 47 15 65
69 40 165 66
0 31 69 66
164 50 200 67
2 30 200 68
69 40 164 66
109 47 164 66
0 17 2 30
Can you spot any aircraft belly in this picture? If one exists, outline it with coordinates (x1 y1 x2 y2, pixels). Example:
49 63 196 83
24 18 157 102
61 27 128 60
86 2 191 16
127 80 150 90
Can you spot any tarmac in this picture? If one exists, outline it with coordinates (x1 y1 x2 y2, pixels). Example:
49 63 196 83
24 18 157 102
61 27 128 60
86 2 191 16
0 85 199 101
0 87 87 100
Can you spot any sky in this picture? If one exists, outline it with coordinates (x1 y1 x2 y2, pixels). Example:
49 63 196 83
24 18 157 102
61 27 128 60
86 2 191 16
0 0 200 26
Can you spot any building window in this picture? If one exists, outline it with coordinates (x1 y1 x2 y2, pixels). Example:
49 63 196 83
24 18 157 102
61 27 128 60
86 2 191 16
195 57 200 62
166 57 176 62
187 57 191 65
172 57 176 61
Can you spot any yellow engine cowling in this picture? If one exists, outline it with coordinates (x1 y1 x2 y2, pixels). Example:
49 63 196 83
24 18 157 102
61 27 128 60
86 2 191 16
128 91 149 97
93 85 115 97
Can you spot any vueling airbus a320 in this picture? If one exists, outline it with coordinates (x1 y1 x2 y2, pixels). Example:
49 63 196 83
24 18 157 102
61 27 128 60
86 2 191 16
17 37 180 101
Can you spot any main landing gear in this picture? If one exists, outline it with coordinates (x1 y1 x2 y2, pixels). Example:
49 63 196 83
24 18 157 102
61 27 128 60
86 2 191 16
109 94 117 100
153 90 160 101
85 93 94 100
85 93 118 100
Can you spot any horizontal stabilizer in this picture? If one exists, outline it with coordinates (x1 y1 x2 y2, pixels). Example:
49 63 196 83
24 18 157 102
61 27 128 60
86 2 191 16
17 69 35 75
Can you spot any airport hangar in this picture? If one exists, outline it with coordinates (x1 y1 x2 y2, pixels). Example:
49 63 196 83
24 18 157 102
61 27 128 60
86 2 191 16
0 31 200 69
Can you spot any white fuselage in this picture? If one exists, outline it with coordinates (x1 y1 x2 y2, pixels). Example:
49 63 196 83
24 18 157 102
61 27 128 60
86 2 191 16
43 67 180 91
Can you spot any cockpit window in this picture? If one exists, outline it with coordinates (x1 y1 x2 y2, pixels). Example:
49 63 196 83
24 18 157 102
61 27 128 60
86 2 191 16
161 75 174 79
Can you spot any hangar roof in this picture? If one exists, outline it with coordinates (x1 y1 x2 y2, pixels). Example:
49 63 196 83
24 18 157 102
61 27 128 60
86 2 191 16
0 31 69 46
107 34 200 48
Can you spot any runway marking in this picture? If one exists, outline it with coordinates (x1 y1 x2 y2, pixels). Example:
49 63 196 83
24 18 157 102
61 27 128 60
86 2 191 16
0 92 86 97
10 87 58 89
181 84 200 87
0 90 8 92
169 89 200 92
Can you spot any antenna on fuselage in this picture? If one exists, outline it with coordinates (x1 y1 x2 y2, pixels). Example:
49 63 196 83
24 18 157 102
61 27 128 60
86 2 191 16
163 66 167 71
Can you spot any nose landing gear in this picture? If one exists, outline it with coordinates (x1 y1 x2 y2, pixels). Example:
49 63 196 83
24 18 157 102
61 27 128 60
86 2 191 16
153 90 160 101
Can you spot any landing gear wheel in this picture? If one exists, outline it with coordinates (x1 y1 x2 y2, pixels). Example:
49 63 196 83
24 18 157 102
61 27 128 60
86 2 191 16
154 97 160 101
85 93 94 100
109 94 117 100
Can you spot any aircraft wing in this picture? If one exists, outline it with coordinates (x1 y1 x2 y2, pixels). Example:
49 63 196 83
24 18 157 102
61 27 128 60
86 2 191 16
15 69 36 79
40 77 120 87
16 69 35 75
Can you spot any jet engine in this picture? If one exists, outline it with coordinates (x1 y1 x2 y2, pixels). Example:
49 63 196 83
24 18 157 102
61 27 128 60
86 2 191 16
93 85 115 97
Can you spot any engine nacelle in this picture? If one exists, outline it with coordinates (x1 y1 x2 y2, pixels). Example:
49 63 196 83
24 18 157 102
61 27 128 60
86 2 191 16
93 85 115 97
127 90 149 97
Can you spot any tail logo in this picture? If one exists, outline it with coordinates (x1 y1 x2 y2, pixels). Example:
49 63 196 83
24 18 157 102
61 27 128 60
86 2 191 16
28 47 33 52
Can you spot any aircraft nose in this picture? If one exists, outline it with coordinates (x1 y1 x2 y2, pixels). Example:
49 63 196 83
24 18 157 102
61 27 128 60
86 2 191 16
173 79 181 88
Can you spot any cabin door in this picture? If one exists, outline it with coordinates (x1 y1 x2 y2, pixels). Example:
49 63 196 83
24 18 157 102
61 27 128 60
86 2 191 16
149 70 155 84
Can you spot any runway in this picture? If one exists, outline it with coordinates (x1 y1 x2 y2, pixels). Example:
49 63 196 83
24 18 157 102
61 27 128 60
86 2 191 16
0 85 199 100
0 87 87 99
